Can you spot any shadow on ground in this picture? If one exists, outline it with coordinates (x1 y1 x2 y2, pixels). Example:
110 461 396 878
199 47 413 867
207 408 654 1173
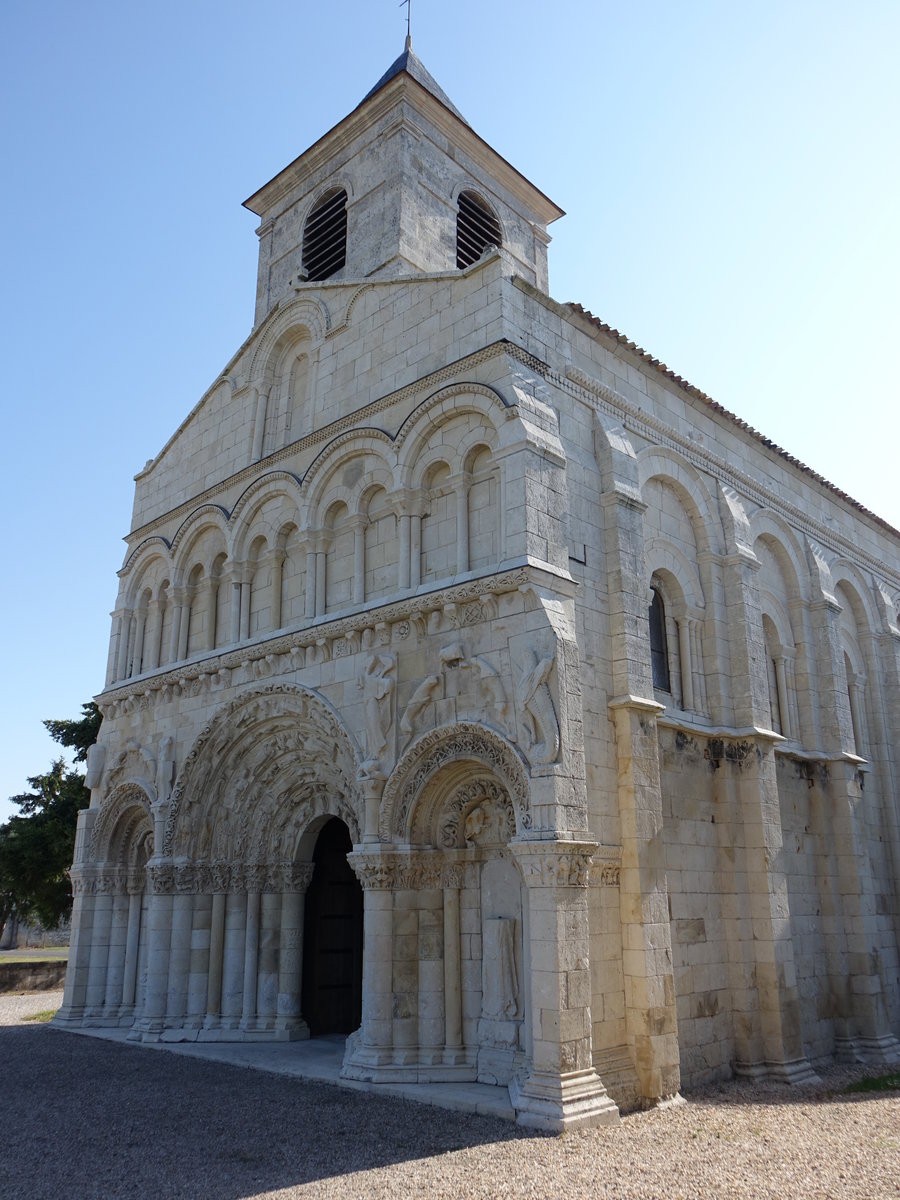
1 1024 526 1200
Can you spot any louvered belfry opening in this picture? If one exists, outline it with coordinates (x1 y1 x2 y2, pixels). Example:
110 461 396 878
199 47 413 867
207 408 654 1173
456 190 502 269
302 188 348 282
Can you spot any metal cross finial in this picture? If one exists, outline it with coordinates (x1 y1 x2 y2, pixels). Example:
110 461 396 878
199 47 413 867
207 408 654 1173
399 0 411 45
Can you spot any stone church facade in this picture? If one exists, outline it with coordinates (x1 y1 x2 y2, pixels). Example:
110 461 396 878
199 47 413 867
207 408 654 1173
57 44 900 1130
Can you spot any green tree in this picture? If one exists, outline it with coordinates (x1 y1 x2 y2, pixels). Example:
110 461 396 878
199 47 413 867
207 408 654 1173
0 703 100 935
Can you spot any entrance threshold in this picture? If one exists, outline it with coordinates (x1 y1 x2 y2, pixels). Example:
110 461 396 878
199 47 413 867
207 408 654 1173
54 1026 516 1122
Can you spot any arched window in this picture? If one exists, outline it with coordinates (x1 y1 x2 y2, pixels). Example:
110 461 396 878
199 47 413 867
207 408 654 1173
302 188 347 282
649 586 671 692
456 190 502 268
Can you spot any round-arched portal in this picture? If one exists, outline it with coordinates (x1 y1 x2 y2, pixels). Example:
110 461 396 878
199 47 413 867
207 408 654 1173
301 818 363 1036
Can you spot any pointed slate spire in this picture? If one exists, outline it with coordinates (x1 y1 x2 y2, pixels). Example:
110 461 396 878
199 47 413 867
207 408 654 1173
360 38 469 125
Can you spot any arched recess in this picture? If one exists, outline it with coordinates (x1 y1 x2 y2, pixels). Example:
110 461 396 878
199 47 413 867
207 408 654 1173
395 383 507 485
381 722 531 845
637 448 725 558
86 782 154 1018
165 685 362 862
748 510 810 605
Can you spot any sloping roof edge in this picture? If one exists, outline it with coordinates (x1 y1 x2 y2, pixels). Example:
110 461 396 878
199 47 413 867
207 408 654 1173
567 302 900 542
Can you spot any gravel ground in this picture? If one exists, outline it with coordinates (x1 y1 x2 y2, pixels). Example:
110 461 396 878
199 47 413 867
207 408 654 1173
2 991 898 1200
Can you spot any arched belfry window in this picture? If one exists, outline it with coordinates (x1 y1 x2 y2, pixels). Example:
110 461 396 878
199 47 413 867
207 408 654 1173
649 586 671 692
456 190 502 268
302 188 347 282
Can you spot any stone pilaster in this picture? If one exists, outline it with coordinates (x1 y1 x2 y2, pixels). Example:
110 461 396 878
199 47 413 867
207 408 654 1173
509 841 619 1131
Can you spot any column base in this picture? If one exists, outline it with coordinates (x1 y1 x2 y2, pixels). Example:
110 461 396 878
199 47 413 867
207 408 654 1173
274 1016 310 1041
852 1034 900 1066
736 1057 820 1085
52 1006 86 1029
509 1068 620 1132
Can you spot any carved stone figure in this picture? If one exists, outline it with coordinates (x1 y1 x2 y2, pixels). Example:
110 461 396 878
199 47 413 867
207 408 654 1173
482 918 518 1019
400 673 441 736
517 647 560 764
359 652 395 765
465 655 513 736
85 744 107 791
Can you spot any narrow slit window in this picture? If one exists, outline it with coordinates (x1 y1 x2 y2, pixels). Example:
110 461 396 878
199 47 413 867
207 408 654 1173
649 586 671 692
303 188 348 282
456 190 502 268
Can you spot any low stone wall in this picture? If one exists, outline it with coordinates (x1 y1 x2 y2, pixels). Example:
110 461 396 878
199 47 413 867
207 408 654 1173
0 962 68 994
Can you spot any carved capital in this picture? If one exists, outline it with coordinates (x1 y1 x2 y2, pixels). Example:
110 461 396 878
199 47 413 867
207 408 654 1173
511 841 596 888
346 853 396 890
147 862 175 895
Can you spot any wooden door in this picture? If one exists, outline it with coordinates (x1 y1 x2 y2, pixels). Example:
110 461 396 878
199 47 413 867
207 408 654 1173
301 818 363 1035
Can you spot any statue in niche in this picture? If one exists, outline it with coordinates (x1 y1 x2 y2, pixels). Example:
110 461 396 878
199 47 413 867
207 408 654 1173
360 652 395 766
482 918 518 1020
517 647 560 765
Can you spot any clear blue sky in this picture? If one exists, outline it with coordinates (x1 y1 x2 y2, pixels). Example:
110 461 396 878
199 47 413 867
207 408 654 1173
1 1 898 821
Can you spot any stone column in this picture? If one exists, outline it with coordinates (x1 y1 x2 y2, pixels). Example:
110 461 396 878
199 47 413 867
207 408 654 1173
689 618 708 714
239 571 252 641
84 878 114 1021
255 889 280 1029
169 587 186 663
453 475 470 574
144 599 162 672
342 852 396 1078
510 842 619 1132
397 512 411 590
131 612 147 678
351 516 366 605
205 579 219 651
409 512 422 589
268 549 285 632
134 862 174 1041
240 883 261 1030
55 845 97 1028
276 863 314 1039
204 876 228 1030
165 870 195 1031
774 655 791 738
113 610 131 683
675 617 693 711
220 889 247 1029
120 881 144 1016
315 540 328 616
304 540 318 620
230 576 243 644
413 859 444 1064
104 885 130 1018
442 864 464 1063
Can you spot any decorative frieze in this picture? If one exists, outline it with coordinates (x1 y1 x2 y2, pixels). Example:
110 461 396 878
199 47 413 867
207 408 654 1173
98 569 531 723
